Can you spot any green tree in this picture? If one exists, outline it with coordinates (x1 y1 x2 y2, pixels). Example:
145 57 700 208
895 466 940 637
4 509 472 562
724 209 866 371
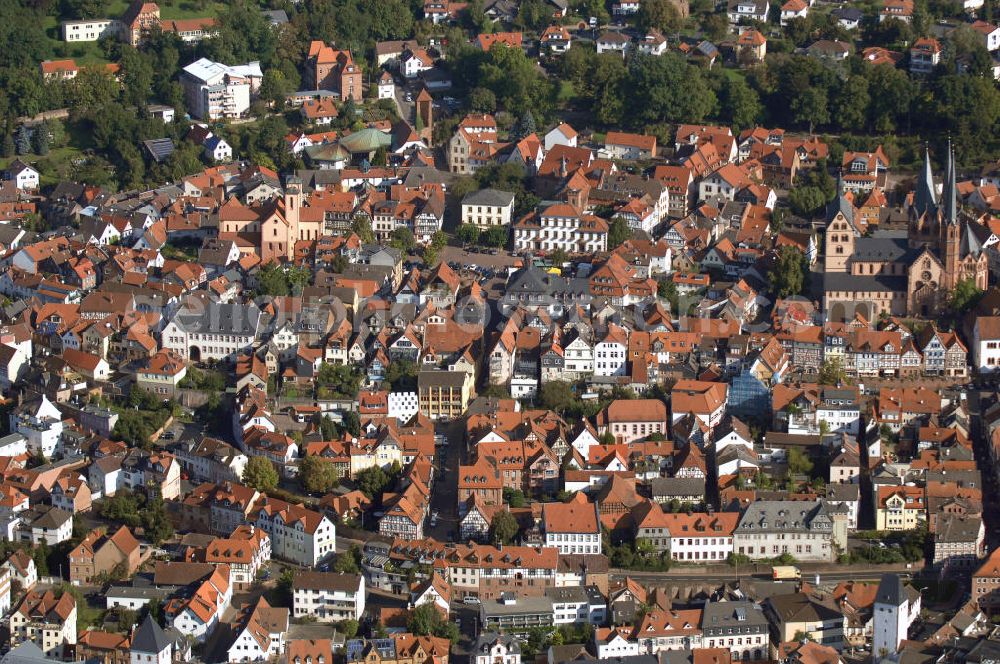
368 0 414 39
590 53 629 126
469 87 497 113
384 359 418 391
768 246 807 297
32 124 49 156
300 455 339 494
456 223 481 246
257 262 291 296
389 227 416 253
833 75 870 134
511 110 536 140
786 447 814 476
503 487 527 508
480 225 508 248
702 13 730 41
334 544 362 573
450 176 479 200
242 456 279 492
489 510 519 545
627 53 716 127
788 186 827 218
791 87 829 133
818 357 847 386
338 619 360 639
260 68 292 108
407 602 439 636
355 465 391 499
638 0 682 32
342 411 361 437
33 541 50 575
352 216 375 243
317 363 363 398
15 127 31 155
142 494 174 545
538 381 577 414
720 77 762 132
319 415 338 440
607 217 631 249
949 278 984 315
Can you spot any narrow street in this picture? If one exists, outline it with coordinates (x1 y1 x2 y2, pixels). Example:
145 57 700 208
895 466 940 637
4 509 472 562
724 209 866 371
427 419 467 543
967 388 1000 549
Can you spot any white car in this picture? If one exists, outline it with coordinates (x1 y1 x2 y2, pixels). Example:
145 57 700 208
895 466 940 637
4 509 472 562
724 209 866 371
463 596 480 605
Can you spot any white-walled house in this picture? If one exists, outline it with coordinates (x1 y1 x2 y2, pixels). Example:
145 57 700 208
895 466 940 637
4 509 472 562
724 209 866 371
292 572 365 622
130 616 172 664
4 161 39 191
973 316 1000 372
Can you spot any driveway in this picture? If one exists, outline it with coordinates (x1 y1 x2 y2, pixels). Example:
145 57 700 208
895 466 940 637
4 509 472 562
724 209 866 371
395 79 415 125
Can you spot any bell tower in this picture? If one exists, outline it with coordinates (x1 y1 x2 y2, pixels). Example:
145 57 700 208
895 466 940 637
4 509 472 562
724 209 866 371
939 141 961 290
415 87 433 144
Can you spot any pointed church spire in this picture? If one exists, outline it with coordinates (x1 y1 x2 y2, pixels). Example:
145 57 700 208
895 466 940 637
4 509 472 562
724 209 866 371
827 169 855 228
943 139 958 225
914 145 937 218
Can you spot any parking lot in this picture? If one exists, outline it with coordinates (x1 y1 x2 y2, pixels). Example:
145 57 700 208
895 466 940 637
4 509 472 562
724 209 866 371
439 246 523 270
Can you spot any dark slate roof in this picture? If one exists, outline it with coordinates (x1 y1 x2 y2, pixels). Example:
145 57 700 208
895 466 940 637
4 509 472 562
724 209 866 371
462 188 516 207
851 235 911 262
832 7 863 19
823 272 907 293
475 633 521 655
171 301 262 335
961 220 990 257
142 138 175 164
875 573 906 606
131 615 171 654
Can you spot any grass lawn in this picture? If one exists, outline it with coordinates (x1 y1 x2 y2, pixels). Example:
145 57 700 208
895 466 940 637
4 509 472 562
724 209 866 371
158 0 228 19
40 0 227 67
717 66 749 83
0 145 89 187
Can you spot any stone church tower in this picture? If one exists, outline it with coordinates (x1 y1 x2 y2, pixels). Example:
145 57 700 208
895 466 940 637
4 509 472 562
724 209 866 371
824 173 858 273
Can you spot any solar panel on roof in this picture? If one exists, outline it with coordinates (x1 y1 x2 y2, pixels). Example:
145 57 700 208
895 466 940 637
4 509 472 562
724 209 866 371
143 138 175 163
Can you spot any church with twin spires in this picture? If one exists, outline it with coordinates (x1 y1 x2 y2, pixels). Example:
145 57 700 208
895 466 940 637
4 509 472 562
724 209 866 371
822 144 989 321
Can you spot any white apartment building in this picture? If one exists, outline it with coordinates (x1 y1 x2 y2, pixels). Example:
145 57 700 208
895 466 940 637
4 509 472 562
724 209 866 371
10 395 63 458
461 189 516 228
181 58 263 121
596 629 641 659
562 332 594 377
61 19 121 42
733 500 839 562
250 501 337 567
542 496 602 555
513 203 608 255
594 326 628 377
292 572 365 622
387 392 419 423
162 301 263 363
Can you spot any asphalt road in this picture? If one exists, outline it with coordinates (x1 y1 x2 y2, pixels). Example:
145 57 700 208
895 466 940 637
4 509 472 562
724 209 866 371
427 419 467 542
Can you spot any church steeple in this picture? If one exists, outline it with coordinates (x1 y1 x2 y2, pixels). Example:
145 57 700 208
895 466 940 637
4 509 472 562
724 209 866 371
914 145 937 218
942 139 958 225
